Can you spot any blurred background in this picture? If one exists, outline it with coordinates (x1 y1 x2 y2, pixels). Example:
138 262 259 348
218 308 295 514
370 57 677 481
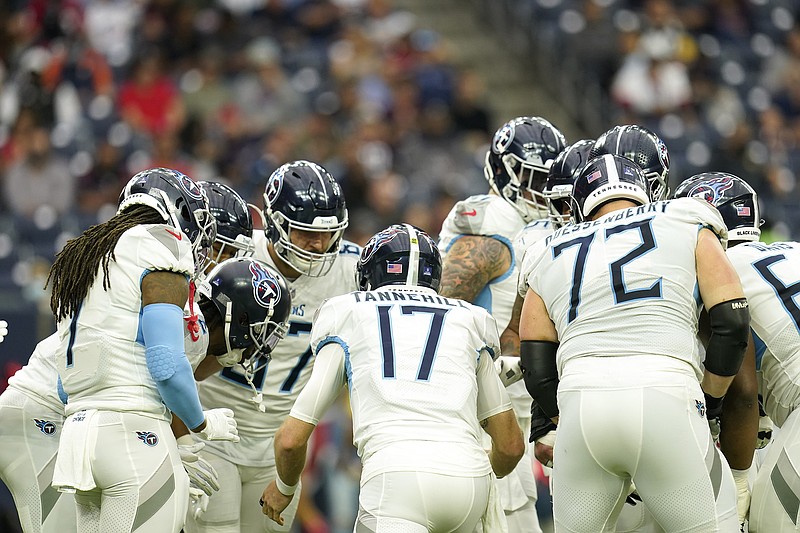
0 0 798 531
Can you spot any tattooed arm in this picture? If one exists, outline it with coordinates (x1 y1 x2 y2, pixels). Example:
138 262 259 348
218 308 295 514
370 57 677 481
439 235 512 302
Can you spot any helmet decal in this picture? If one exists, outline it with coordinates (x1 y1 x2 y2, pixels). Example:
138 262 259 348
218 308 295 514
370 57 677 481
361 225 405 263
180 174 204 199
657 138 670 170
264 169 285 207
684 177 734 205
493 122 515 153
249 261 281 309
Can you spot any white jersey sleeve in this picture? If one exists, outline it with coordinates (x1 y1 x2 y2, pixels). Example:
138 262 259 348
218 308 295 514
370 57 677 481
6 333 64 413
197 235 361 466
727 241 800 427
289 341 346 426
523 199 723 379
56 224 194 419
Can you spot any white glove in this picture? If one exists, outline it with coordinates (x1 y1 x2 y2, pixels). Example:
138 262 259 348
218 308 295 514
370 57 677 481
756 415 773 449
195 408 239 442
188 487 209 519
177 436 219 496
731 468 751 527
495 356 523 387
0 320 7 343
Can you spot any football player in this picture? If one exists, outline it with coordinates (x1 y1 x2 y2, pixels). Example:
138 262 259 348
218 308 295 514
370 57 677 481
187 160 360 533
46 168 239 533
260 224 524 531
519 155 747 531
437 116 566 532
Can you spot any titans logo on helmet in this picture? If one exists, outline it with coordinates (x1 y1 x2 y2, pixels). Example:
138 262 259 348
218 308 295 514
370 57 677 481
136 431 159 446
250 261 281 309
264 170 284 207
179 174 204 200
34 419 56 435
685 176 733 205
493 123 515 153
361 225 405 263
656 138 670 169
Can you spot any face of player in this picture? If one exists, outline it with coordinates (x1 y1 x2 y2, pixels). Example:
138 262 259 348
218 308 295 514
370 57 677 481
289 228 334 254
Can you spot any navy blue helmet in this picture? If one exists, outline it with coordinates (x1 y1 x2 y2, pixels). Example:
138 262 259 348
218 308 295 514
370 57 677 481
590 125 670 201
198 257 291 364
357 224 442 292
673 172 761 243
199 181 254 268
543 139 595 228
262 160 348 277
484 116 567 221
571 154 650 223
119 167 217 275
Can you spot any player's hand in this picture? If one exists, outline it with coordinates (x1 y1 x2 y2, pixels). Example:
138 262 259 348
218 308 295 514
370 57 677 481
196 408 239 442
189 487 209 519
260 481 293 525
534 429 556 468
0 320 7 343
177 438 219 496
495 356 523 387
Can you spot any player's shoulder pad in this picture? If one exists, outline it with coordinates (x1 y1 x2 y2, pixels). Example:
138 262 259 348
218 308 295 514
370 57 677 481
667 197 729 248
338 239 361 256
445 195 520 236
128 223 194 275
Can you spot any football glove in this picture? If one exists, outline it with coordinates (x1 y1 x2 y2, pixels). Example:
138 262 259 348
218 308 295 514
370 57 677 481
195 408 239 442
0 320 7 343
177 437 219 496
494 356 523 387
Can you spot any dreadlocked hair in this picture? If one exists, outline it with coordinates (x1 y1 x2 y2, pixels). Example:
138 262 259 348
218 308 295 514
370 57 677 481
47 205 166 321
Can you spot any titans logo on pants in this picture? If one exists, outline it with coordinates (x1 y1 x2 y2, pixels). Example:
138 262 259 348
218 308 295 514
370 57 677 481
136 431 159 447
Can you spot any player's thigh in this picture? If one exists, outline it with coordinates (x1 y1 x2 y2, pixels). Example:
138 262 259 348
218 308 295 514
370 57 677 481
0 391 69 533
750 408 800 532
91 412 187 533
635 384 722 533
184 451 243 533
357 471 489 533
240 464 302 533
552 388 630 532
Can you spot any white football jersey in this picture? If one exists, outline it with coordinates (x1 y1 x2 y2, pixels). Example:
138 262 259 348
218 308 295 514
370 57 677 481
6 333 64 413
521 198 728 379
726 241 800 427
305 286 507 483
198 230 360 466
56 223 195 419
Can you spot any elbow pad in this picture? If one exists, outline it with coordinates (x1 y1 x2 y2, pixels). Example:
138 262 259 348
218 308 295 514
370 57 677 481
142 303 185 381
704 298 750 377
520 340 560 419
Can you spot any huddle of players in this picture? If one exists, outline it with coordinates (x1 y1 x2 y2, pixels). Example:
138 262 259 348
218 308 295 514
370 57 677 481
1 112 796 533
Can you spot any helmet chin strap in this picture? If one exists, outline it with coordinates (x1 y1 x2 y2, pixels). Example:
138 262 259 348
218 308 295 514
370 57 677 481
404 223 420 286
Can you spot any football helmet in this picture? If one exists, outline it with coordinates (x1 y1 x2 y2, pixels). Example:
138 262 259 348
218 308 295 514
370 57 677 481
673 172 761 243
543 139 595 228
357 224 442 292
118 167 217 275
590 125 671 201
198 257 291 365
262 160 348 277
484 116 567 222
571 154 650 223
199 181 254 269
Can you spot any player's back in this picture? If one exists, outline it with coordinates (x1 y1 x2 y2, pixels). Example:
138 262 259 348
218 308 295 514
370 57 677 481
55 223 194 418
522 197 727 380
6 333 64 413
313 287 498 483
727 240 800 426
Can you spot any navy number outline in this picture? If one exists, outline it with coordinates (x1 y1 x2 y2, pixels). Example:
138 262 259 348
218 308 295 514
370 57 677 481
753 254 800 330
555 218 661 323
377 305 450 381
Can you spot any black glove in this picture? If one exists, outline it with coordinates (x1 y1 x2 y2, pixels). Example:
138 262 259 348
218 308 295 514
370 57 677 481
529 401 557 443
704 393 725 420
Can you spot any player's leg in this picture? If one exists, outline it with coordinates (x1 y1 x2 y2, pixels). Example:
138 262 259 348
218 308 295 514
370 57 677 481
0 389 74 533
240 464 301 533
91 412 187 533
356 471 490 532
551 388 631 532
184 449 243 533
750 408 800 532
634 383 724 532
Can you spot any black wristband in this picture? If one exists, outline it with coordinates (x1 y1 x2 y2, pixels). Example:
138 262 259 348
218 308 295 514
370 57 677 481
704 392 724 420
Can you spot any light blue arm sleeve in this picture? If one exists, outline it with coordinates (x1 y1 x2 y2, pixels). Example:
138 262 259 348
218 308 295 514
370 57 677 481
141 303 205 430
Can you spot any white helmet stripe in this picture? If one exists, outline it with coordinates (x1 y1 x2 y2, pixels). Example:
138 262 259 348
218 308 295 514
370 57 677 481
405 223 420 286
309 161 328 204
604 155 621 185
